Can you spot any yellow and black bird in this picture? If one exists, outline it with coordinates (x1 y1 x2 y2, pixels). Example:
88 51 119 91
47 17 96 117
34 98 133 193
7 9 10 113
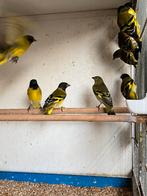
113 49 138 68
118 31 140 59
92 76 115 115
117 2 142 49
120 73 138 99
7 35 36 63
27 79 42 111
117 2 136 31
43 82 70 115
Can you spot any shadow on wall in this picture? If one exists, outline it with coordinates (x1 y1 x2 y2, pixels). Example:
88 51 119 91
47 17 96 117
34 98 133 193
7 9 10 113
96 18 126 73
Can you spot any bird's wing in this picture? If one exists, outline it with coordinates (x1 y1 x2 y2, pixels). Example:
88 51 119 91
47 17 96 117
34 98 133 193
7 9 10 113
93 84 113 107
43 88 66 109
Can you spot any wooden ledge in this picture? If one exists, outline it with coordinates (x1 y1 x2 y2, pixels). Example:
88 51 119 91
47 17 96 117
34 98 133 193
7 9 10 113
0 107 146 122
0 107 129 114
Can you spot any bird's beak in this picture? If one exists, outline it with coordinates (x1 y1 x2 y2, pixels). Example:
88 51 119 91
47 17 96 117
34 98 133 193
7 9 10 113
34 39 37 41
92 77 95 80
67 84 70 87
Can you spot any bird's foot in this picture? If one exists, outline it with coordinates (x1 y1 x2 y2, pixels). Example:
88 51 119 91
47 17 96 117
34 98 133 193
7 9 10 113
60 106 65 112
27 105 31 113
96 104 101 111
10 56 19 63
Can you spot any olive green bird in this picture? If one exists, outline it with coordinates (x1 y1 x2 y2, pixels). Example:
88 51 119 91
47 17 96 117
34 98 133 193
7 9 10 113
118 31 140 60
43 82 70 115
0 35 36 65
92 76 115 115
27 79 42 111
113 49 138 68
120 73 138 99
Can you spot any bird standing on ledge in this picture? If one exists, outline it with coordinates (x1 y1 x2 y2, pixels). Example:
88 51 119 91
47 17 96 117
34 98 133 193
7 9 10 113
43 82 70 115
27 79 42 111
92 76 115 115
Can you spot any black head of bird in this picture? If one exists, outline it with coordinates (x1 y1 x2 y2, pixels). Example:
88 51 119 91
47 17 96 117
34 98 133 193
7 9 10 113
92 76 103 83
58 82 70 90
120 73 130 80
25 35 37 43
29 79 39 89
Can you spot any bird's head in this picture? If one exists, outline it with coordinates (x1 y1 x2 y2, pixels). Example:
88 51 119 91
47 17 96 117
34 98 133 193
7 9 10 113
92 76 103 83
58 82 70 90
25 35 36 43
29 79 39 89
113 49 121 59
120 73 130 80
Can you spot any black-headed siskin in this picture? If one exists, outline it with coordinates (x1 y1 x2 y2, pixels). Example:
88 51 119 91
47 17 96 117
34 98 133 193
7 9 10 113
117 2 142 49
113 49 138 68
7 35 36 63
27 79 42 110
43 82 70 115
117 2 136 31
120 73 138 99
92 76 115 115
118 31 140 59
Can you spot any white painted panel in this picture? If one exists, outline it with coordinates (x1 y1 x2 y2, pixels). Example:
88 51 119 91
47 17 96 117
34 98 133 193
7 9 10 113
0 10 131 177
0 0 128 17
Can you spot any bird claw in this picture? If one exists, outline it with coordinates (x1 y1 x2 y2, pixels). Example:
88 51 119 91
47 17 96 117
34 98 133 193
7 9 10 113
10 56 19 63
96 104 101 111
60 106 65 112
27 105 31 112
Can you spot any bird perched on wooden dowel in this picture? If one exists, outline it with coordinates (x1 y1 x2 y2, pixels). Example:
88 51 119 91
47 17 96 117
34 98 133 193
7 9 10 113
43 82 70 115
27 79 42 111
120 73 138 99
92 76 115 115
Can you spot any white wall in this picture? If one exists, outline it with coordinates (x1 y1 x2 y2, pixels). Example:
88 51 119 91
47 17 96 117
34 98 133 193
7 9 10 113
0 10 131 177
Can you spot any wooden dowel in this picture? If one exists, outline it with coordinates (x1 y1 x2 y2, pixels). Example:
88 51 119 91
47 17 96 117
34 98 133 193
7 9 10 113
0 107 129 115
135 115 147 123
0 114 135 122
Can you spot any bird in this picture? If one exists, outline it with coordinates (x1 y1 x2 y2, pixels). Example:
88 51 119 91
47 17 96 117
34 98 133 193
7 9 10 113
117 2 142 49
7 35 36 63
92 76 115 115
117 2 136 31
43 82 70 115
113 49 138 68
0 42 13 65
27 79 42 111
118 31 140 59
120 73 138 99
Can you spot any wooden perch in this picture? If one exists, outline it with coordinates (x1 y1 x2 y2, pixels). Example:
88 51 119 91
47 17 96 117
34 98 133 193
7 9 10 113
0 107 146 122
0 107 129 115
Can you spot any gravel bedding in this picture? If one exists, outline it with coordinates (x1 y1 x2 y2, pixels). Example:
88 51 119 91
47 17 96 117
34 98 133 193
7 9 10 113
0 180 132 196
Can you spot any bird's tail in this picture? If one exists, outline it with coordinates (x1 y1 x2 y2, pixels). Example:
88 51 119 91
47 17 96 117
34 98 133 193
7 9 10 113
108 110 116 115
43 107 54 115
104 108 116 115
32 102 41 109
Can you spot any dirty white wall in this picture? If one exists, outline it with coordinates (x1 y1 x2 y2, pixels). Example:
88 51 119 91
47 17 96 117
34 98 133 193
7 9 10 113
0 10 132 177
